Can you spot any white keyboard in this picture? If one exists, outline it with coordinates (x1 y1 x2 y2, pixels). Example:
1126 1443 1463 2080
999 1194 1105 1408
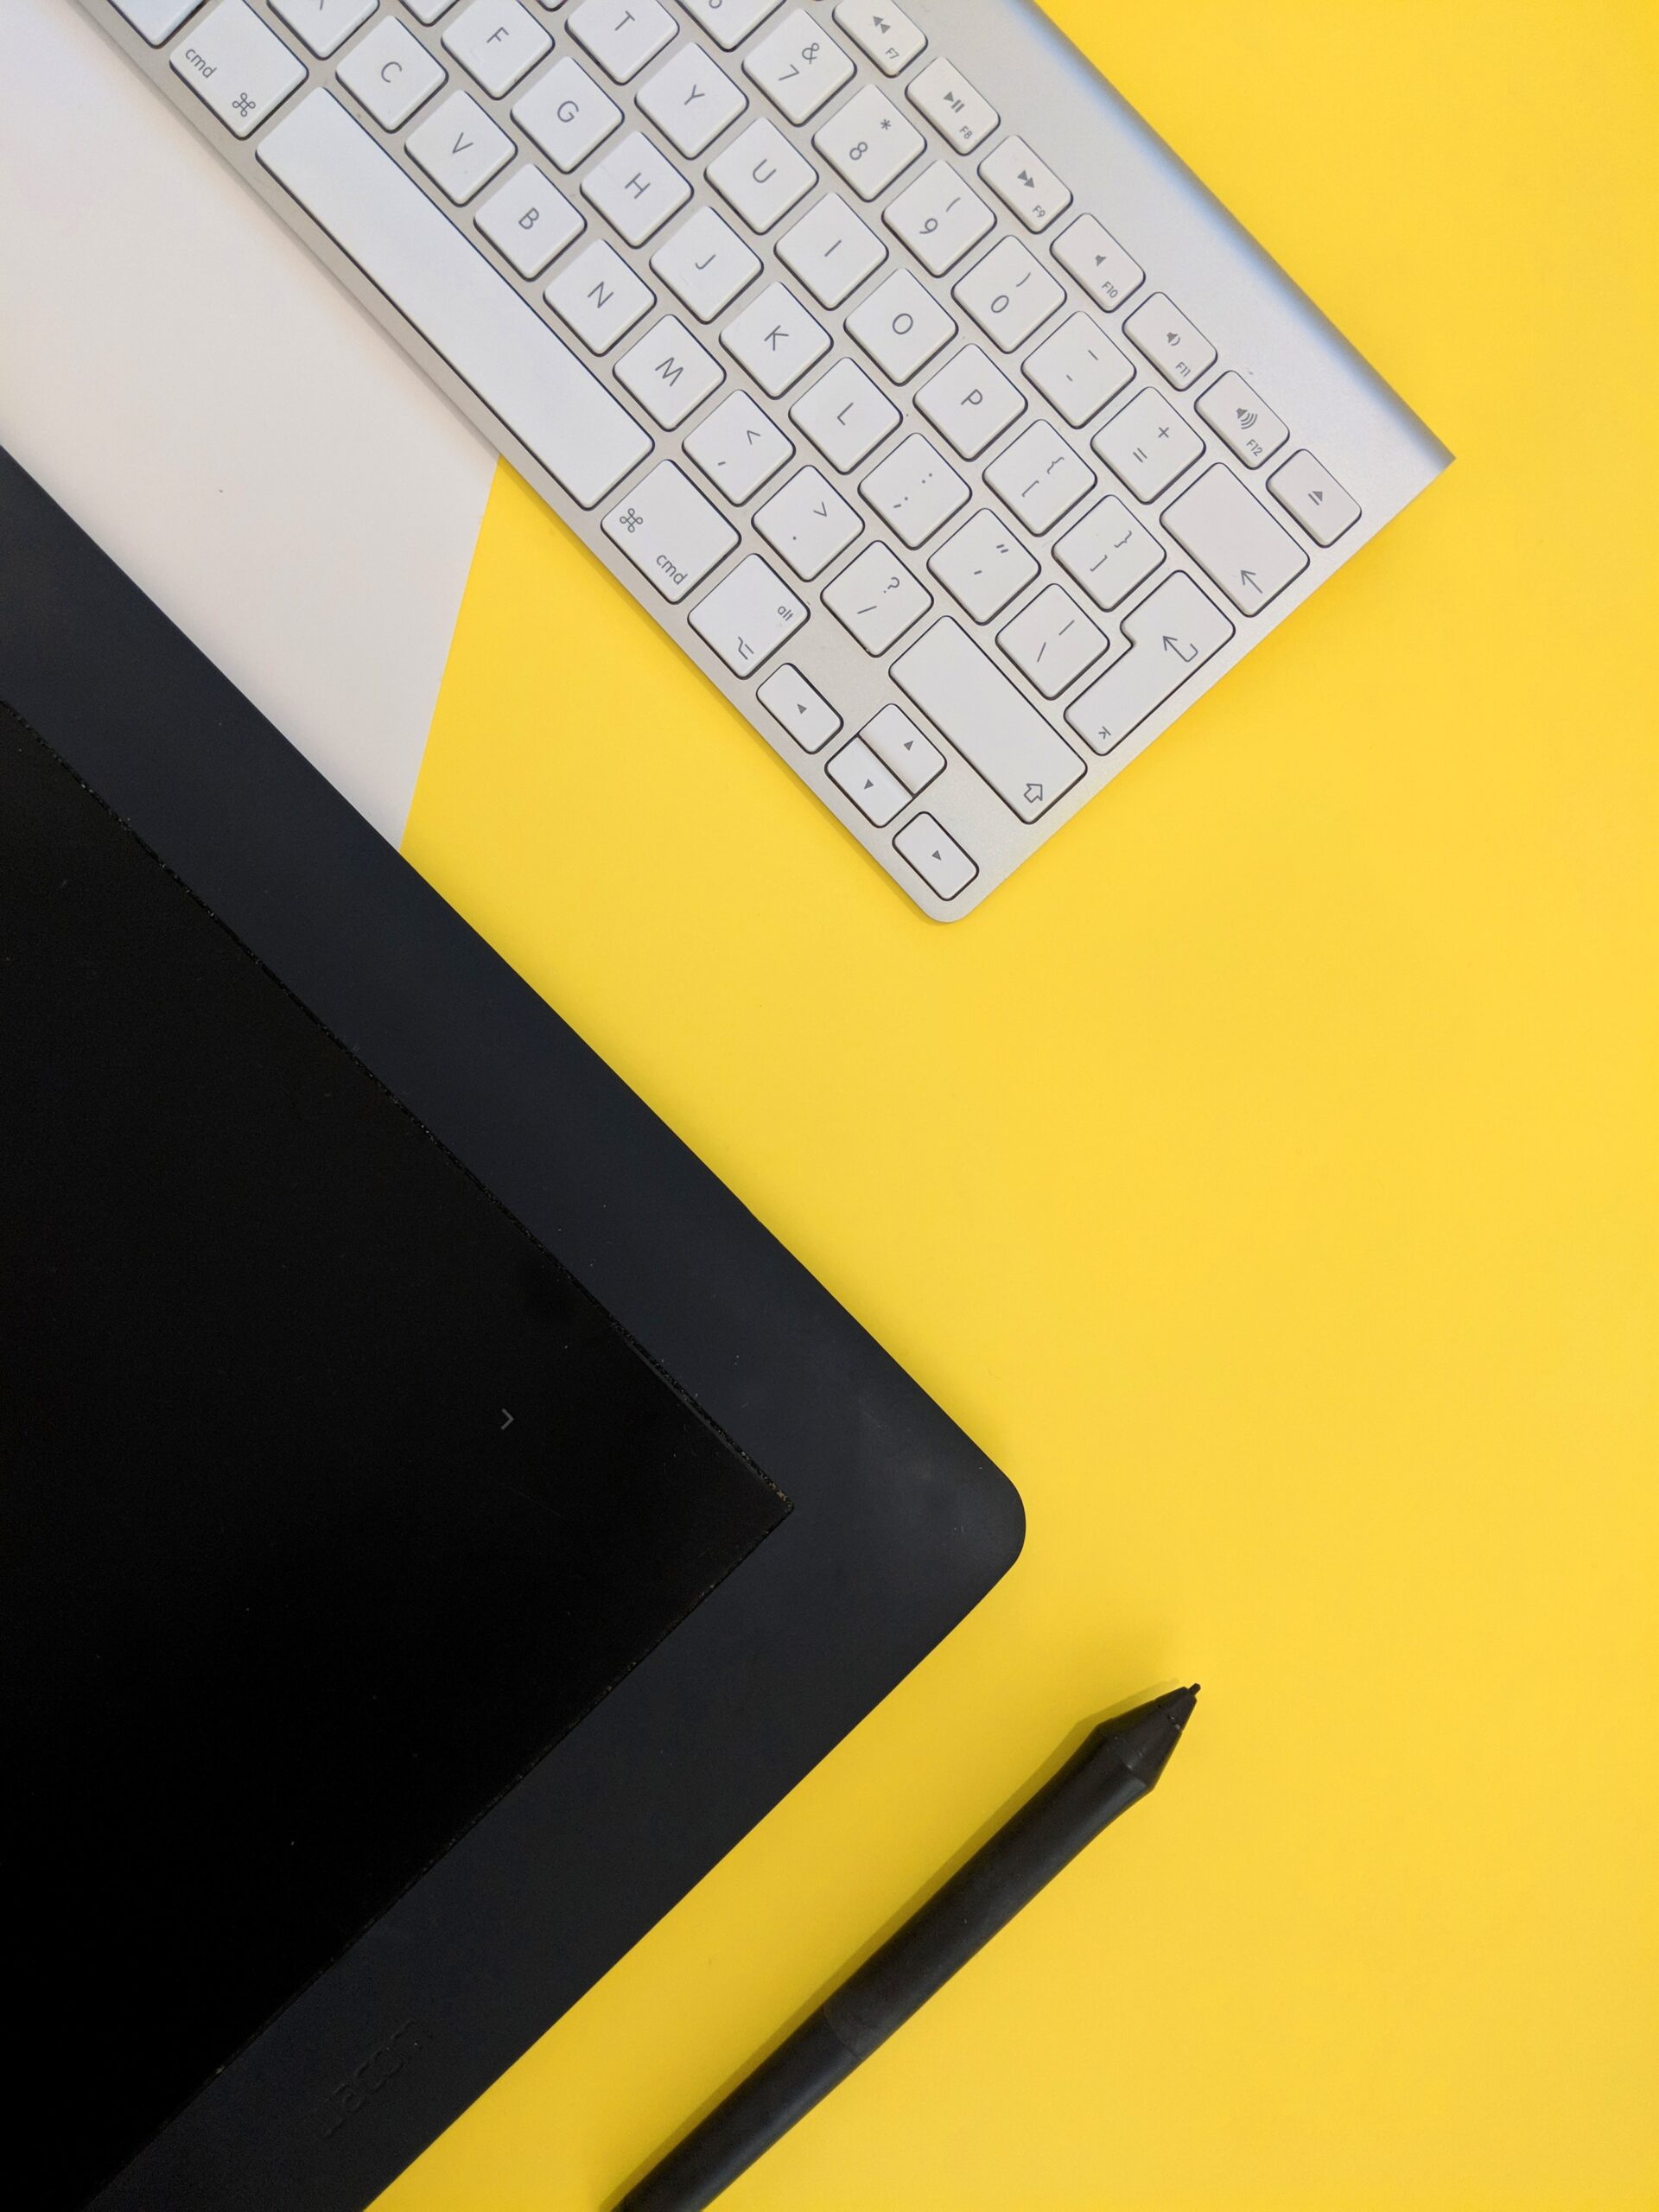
86 0 1450 918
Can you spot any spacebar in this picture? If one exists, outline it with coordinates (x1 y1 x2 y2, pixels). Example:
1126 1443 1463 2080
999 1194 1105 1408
892 620 1084 823
257 92 652 511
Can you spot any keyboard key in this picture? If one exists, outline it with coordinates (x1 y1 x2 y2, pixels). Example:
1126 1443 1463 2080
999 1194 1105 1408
582 130 690 244
915 344 1025 460
721 281 830 396
707 118 816 232
892 619 1084 820
1195 372 1287 468
982 421 1094 534
1053 493 1165 609
823 543 931 654
883 162 994 277
861 703 944 793
651 206 760 321
832 2 925 75
270 0 374 60
893 812 977 901
170 2 306 139
1267 449 1361 547
978 137 1071 232
512 57 622 171
846 270 956 383
758 664 842 751
1091 387 1203 502
338 20 447 130
111 1 201 43
813 84 925 200
689 554 807 673
567 0 675 82
476 163 584 277
1065 571 1233 753
777 193 887 308
790 359 901 471
683 391 793 501
441 0 550 95
860 434 970 548
1023 311 1133 428
637 45 747 158
259 92 652 505
1160 463 1308 613
602 459 739 600
406 88 514 202
754 466 863 579
953 236 1065 353
676 0 784 51
545 238 654 348
1123 290 1216 391
1052 215 1144 312
401 0 460 21
745 13 855 125
826 737 909 826
996 584 1109 698
906 57 997 155
927 509 1039 623
614 313 724 426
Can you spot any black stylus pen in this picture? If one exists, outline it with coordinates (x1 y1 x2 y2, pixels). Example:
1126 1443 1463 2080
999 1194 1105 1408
616 1684 1199 2212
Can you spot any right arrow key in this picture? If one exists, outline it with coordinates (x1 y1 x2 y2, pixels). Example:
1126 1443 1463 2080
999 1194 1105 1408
1160 463 1309 615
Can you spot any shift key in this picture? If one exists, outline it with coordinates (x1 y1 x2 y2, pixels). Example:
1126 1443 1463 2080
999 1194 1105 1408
1065 573 1234 755
891 620 1084 822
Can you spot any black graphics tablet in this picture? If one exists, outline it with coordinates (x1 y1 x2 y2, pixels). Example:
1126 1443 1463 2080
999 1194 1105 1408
0 448 1023 2212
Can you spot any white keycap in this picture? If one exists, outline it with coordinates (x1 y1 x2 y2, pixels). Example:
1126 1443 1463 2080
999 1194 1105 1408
707 119 817 232
636 44 747 158
845 270 956 383
995 584 1109 698
790 359 901 473
860 434 969 549
512 57 621 171
754 467 862 579
744 14 854 125
476 163 584 276
861 703 943 792
813 85 925 200
983 421 1094 534
111 1 201 44
721 282 830 397
953 237 1065 353
1053 493 1165 610
758 664 842 752
892 619 1084 820
1267 449 1360 548
567 0 675 81
1065 571 1233 753
915 345 1025 461
893 812 976 900
651 207 761 321
170 2 306 139
831 2 925 75
1091 388 1204 503
402 0 459 22
582 131 691 245
441 0 551 94
602 459 739 599
978 137 1071 232
1052 215 1144 313
883 162 994 278
676 0 783 51
259 92 652 505
338 19 448 130
545 238 654 348
826 737 908 826
406 89 514 202
614 313 724 426
689 554 807 674
927 509 1039 623
822 543 931 654
906 57 998 155
1123 291 1216 391
777 194 887 308
1160 464 1308 614
1195 372 1289 469
270 0 375 61
1023 313 1133 429
683 391 793 502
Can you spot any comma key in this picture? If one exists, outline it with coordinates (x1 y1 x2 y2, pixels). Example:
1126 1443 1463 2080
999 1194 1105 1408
1064 572 1233 755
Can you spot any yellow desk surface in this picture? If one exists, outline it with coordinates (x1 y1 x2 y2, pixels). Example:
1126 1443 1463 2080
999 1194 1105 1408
384 5 1659 2204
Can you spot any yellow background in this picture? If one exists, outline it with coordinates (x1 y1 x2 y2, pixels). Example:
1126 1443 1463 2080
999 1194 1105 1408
383 4 1659 2205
